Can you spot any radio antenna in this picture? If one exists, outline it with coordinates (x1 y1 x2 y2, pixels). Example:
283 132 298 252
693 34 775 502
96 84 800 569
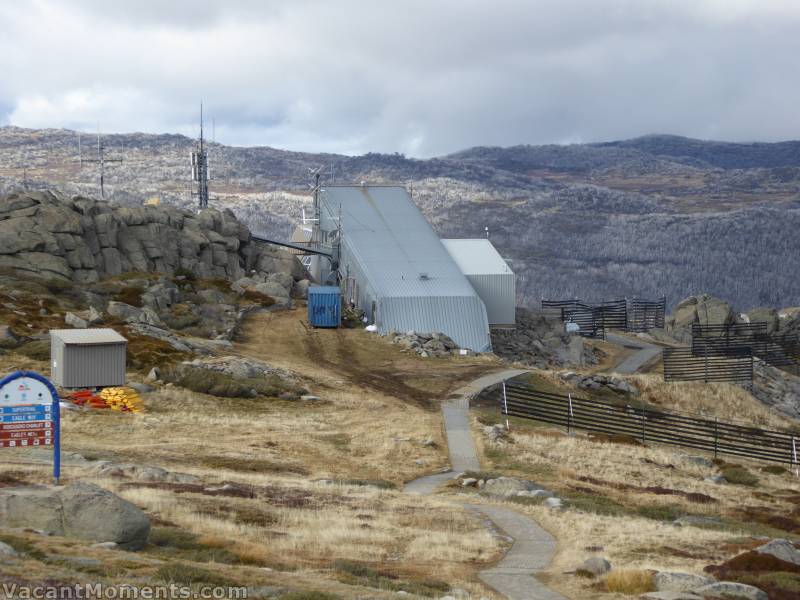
78 127 123 199
190 103 210 209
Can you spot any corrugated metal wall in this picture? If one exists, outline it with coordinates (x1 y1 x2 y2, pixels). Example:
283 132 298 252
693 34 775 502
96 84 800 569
58 343 126 388
380 295 491 351
466 273 516 326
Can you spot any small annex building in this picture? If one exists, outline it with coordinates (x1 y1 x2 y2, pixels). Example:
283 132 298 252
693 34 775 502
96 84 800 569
441 239 516 326
50 328 127 388
318 185 492 351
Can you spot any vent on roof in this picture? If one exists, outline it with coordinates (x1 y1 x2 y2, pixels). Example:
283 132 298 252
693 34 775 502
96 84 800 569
419 272 430 280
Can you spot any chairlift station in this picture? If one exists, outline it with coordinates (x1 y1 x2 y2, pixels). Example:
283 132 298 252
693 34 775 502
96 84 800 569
295 184 515 351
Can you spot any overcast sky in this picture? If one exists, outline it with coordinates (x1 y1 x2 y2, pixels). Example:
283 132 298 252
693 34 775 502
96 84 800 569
1 0 799 157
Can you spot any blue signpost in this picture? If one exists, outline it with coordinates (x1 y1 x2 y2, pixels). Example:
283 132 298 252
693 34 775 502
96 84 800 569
0 371 61 483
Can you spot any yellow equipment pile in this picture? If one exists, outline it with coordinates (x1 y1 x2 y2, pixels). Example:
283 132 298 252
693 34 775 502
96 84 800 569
98 387 145 413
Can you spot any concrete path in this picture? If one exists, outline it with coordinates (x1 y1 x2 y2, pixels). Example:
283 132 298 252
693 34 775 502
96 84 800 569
471 505 565 600
606 332 662 374
404 369 566 600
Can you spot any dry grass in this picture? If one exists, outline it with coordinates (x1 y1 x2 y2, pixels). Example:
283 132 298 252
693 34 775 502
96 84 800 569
631 374 791 429
604 569 655 594
472 415 800 599
112 480 499 569
0 307 508 598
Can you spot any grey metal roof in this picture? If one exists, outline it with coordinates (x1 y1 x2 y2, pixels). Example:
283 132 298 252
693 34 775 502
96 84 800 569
441 239 514 275
319 185 491 351
50 328 128 345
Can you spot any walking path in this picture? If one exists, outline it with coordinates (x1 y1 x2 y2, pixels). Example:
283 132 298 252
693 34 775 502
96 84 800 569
404 369 567 600
605 332 662 374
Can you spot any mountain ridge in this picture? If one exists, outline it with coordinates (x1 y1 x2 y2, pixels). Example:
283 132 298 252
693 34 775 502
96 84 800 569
1 125 798 311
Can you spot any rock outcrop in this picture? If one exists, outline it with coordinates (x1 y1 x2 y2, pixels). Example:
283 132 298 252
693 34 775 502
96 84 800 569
560 371 639 395
753 361 800 419
0 482 150 550
491 308 597 368
666 294 734 343
746 307 780 334
383 330 463 358
0 191 305 284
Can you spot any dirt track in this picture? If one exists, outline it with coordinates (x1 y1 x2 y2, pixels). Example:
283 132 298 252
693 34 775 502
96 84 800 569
237 307 501 411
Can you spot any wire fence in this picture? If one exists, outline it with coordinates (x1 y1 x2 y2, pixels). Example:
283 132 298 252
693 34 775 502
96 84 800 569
500 380 798 465
663 347 754 386
691 323 800 373
629 297 667 332
541 297 665 338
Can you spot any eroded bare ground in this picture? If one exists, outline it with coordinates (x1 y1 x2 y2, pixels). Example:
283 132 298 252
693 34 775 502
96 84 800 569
236 308 501 410
0 307 510 599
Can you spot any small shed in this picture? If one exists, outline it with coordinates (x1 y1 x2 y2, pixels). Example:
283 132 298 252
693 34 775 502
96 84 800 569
50 328 127 388
441 239 516 326
308 286 342 328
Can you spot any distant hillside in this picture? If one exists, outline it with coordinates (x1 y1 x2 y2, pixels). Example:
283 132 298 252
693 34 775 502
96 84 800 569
597 134 800 169
1 126 799 310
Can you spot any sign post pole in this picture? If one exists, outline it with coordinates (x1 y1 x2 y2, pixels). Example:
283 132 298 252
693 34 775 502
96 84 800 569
502 381 509 431
53 395 60 485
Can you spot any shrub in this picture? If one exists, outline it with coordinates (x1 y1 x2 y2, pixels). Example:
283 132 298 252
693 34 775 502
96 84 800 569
566 492 627 517
173 267 197 281
199 456 309 476
163 303 201 330
113 286 144 307
721 465 759 487
761 465 788 475
334 478 396 489
15 340 50 361
166 366 304 399
195 278 232 292
154 563 235 586
242 290 276 307
636 504 684 522
332 559 448 596
280 593 340 600
0 534 46 560
604 569 655 594
126 333 189 372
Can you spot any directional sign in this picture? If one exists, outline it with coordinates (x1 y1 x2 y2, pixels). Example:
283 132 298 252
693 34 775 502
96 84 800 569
0 371 61 483
0 404 53 415
1 408 53 423
0 420 53 433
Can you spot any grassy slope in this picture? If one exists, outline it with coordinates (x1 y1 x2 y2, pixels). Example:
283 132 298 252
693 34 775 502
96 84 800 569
468 372 800 599
0 302 508 599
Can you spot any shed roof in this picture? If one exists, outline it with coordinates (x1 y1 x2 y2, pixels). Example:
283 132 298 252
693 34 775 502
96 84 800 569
320 186 482 298
50 328 128 345
441 239 514 275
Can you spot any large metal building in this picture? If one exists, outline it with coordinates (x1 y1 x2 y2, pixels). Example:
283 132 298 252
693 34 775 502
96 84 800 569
50 328 127 388
319 185 492 351
441 239 516 326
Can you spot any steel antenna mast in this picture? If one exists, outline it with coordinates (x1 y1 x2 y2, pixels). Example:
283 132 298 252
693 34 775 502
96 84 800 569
191 104 210 209
78 128 123 199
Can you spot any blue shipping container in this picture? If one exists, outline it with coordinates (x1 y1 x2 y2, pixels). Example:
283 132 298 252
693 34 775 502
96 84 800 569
308 286 342 328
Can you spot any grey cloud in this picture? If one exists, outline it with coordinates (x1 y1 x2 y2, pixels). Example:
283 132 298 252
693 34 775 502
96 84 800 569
1 1 800 156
